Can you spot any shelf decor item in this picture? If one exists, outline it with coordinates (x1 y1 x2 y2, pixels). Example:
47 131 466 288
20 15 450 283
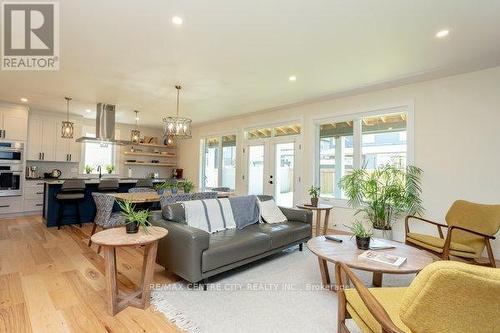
131 110 141 144
118 200 152 234
61 97 74 138
340 164 424 240
308 185 320 207
163 85 192 141
345 221 372 250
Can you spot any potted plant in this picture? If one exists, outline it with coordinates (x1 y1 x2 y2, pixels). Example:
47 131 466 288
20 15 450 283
308 185 320 207
181 179 194 193
84 165 94 174
118 200 152 234
345 221 372 250
105 164 115 174
340 164 424 240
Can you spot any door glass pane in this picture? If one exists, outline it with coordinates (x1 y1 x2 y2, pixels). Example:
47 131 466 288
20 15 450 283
275 142 294 207
204 137 220 188
362 113 407 172
319 121 354 198
221 135 236 189
247 145 264 195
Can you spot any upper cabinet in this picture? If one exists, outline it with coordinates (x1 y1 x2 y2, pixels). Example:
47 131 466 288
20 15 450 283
27 117 81 162
0 107 28 141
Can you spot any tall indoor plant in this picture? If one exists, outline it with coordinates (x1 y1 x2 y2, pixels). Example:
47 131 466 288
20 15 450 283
340 164 424 239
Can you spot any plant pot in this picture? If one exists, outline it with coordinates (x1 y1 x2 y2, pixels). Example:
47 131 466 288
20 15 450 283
372 228 393 240
171 187 178 194
356 236 371 250
310 197 318 207
126 222 139 234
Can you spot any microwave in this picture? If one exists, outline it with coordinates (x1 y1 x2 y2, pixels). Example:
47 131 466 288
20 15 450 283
0 142 23 164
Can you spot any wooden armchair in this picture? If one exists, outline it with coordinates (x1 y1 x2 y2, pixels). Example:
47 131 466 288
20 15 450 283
335 261 500 333
405 200 500 267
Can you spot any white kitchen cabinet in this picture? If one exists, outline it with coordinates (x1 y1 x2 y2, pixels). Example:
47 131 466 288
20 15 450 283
0 107 28 141
27 118 57 161
55 123 81 162
23 180 45 212
0 196 23 214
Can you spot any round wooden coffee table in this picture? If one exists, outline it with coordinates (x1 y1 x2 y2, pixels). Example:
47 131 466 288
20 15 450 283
307 235 436 289
91 226 168 315
296 204 334 236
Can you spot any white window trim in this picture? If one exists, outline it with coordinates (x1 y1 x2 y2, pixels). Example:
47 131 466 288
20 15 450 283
313 102 414 207
79 126 120 176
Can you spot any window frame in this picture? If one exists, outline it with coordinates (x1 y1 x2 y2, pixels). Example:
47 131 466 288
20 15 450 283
199 132 237 190
313 103 414 207
80 126 119 175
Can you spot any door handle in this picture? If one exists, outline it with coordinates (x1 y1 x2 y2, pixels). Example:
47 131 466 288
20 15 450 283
0 205 10 208
39 152 41 160
69 154 72 161
269 181 273 184
42 152 45 160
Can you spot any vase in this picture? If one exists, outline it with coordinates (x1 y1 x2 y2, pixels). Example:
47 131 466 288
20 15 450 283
356 236 371 250
310 197 318 207
372 228 393 240
126 222 139 234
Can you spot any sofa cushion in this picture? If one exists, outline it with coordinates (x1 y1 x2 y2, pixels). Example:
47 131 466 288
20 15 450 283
258 199 287 224
161 202 186 224
251 222 311 249
202 228 271 272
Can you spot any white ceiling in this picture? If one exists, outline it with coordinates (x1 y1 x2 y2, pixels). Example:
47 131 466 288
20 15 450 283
1 0 500 127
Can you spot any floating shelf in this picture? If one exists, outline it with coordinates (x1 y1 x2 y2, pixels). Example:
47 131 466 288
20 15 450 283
124 151 176 158
124 162 176 167
131 143 176 149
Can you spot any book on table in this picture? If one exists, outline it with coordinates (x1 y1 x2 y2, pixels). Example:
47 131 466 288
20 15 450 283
369 239 396 250
359 250 407 267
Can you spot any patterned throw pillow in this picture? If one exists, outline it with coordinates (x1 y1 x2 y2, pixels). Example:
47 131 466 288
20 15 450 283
258 199 287 224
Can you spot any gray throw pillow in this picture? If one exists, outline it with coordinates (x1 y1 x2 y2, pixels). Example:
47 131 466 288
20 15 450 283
161 203 186 224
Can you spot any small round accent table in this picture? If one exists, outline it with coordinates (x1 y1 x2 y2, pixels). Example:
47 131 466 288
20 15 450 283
296 204 334 236
307 235 437 290
91 226 168 316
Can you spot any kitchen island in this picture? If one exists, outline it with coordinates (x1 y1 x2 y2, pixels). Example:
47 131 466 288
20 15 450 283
42 178 173 227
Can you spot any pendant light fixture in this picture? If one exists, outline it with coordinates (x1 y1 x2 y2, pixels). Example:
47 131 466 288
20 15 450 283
131 110 141 144
61 97 74 138
163 85 192 144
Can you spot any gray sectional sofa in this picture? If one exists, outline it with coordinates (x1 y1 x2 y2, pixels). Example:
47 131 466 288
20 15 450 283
152 195 312 285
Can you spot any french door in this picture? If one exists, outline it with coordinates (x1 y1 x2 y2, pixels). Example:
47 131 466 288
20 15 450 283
245 138 300 207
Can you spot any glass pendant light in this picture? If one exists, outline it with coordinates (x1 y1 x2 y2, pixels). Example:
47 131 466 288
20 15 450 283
61 97 74 138
131 110 141 144
163 85 192 142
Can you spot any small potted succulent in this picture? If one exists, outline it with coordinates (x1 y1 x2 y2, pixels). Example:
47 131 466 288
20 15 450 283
308 185 320 207
105 164 115 174
345 221 372 250
118 200 152 234
181 179 194 193
85 164 94 174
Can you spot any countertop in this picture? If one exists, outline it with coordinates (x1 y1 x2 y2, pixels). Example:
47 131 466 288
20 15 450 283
26 177 184 185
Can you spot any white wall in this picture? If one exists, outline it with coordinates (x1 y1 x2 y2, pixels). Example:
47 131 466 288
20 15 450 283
177 66 500 256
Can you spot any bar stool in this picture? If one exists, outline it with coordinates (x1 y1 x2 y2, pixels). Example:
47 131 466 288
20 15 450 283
97 179 119 193
135 178 153 188
56 179 86 230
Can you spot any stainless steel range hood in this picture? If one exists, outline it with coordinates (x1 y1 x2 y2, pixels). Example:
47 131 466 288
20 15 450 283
76 103 131 145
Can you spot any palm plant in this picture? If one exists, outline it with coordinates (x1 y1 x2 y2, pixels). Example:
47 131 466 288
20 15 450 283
340 164 424 231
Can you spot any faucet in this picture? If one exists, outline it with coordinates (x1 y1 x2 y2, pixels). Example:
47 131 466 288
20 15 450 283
97 165 102 179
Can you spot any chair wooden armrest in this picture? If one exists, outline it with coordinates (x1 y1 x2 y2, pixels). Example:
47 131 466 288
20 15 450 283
335 263 405 333
405 215 447 239
442 225 497 267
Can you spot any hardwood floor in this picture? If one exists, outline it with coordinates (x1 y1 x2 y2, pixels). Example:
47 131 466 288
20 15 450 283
0 215 181 333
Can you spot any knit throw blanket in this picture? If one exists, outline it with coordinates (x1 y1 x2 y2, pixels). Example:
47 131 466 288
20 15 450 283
183 198 236 233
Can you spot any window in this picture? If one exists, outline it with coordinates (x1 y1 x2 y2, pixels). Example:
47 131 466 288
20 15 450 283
317 110 409 199
82 131 117 174
201 134 237 189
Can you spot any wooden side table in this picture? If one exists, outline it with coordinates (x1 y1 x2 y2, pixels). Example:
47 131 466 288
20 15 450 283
91 226 168 316
296 203 334 236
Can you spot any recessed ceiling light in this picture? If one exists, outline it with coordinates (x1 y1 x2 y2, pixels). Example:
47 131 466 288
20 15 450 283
85 109 91 113
20 97 28 102
289 75 297 82
172 16 183 25
435 29 450 38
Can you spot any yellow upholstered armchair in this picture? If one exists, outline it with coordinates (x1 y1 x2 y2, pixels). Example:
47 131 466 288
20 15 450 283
405 200 500 267
336 261 500 333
